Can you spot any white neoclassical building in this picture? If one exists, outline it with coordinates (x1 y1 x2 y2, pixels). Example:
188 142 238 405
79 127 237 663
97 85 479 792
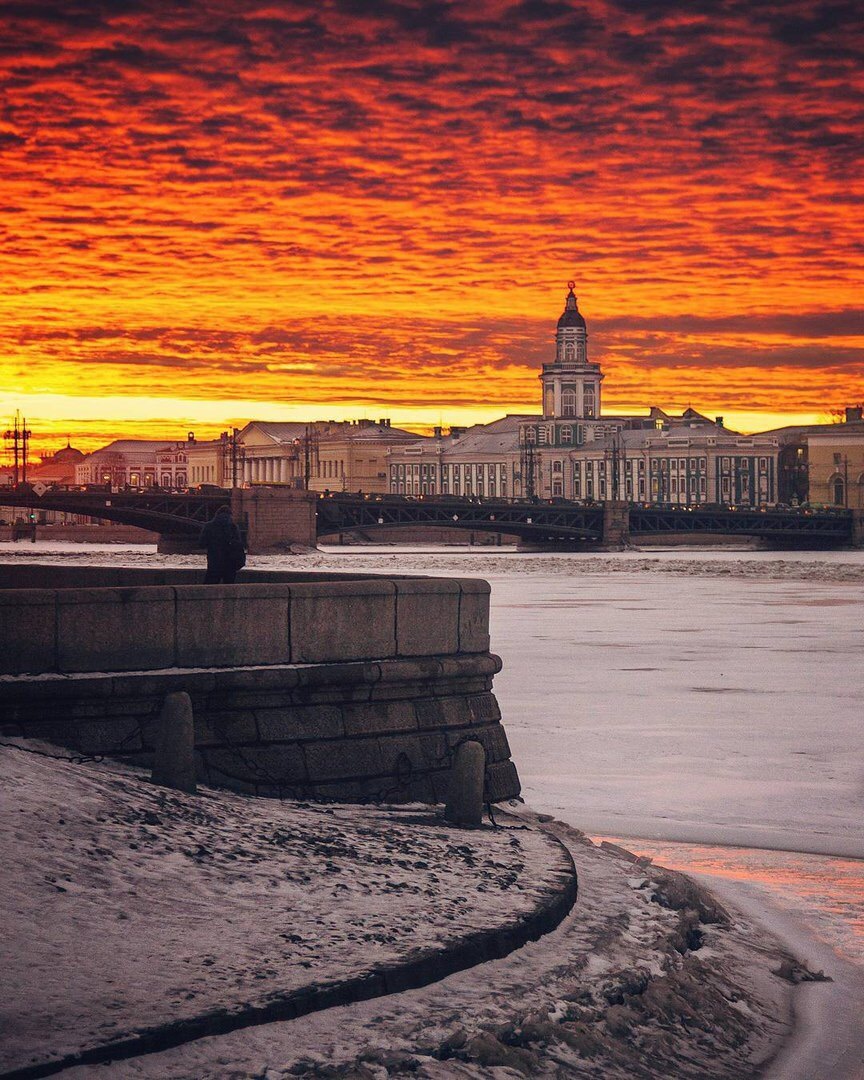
389 283 783 506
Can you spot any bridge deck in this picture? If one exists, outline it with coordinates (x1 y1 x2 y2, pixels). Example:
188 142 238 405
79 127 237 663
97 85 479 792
0 487 855 546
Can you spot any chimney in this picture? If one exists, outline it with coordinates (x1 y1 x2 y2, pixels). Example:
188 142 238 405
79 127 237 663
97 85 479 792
845 406 863 423
715 416 724 428
433 426 442 438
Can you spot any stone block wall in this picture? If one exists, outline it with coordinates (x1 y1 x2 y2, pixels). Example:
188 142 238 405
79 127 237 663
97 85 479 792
0 571 490 675
0 565 519 804
232 487 318 552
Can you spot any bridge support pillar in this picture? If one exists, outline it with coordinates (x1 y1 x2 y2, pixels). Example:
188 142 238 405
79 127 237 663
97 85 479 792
233 486 317 553
602 500 630 550
851 509 864 548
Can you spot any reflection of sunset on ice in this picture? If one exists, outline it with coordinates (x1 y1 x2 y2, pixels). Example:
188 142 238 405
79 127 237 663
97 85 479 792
1 2 862 454
599 839 864 965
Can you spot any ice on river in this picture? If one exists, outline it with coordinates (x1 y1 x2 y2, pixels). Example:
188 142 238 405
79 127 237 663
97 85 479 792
488 569 864 861
4 540 864 1076
4 542 862 864
4 542 863 938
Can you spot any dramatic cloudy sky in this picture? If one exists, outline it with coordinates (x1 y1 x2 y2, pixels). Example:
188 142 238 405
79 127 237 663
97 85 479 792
1 0 862 451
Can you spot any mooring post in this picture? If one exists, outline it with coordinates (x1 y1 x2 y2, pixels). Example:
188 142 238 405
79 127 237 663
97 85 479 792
445 740 485 826
152 691 197 794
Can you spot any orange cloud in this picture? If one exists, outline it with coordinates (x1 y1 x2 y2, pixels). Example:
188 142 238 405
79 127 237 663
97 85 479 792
0 1 862 457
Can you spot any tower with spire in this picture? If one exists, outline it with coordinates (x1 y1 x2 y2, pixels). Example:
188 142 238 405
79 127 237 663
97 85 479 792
540 282 603 420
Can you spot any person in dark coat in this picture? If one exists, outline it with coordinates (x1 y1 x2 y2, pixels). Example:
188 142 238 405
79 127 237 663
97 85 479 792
199 505 244 584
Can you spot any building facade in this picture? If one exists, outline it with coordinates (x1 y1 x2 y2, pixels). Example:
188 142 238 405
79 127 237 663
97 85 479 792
806 408 864 507
389 284 782 506
389 416 525 498
235 419 421 493
75 439 194 489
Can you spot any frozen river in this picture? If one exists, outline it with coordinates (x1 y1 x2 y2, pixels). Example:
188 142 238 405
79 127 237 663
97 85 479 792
4 539 864 1076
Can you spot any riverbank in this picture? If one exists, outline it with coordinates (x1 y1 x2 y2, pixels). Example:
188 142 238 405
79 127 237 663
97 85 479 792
0 742 797 1079
4 543 862 1077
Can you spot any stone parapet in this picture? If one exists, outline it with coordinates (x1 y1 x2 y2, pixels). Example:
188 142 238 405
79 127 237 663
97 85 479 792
0 571 490 676
0 565 518 804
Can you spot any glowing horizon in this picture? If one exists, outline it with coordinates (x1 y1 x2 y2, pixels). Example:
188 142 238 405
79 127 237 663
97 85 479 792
1 1 862 460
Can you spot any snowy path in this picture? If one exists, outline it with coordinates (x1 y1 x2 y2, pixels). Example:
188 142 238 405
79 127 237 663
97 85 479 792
55 813 793 1080
0 747 568 1076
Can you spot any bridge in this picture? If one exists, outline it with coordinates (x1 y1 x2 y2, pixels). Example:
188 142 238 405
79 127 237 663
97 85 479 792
0 488 223 540
316 494 607 544
1 486 860 551
318 495 858 548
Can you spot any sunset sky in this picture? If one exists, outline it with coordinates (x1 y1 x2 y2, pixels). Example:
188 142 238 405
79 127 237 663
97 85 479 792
1 0 862 457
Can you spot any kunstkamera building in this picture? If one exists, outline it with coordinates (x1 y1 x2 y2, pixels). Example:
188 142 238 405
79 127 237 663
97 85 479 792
389 284 781 507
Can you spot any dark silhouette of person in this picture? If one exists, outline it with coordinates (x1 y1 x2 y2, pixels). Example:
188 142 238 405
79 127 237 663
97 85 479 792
199 505 244 584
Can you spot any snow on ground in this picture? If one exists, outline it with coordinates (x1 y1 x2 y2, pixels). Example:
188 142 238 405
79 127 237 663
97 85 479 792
3 541 863 1076
0 745 563 1075
685 872 864 1080
0 744 796 1079
62 815 795 1079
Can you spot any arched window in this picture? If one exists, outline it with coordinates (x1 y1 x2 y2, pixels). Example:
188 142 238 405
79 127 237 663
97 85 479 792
832 475 845 506
565 341 575 361
562 389 577 417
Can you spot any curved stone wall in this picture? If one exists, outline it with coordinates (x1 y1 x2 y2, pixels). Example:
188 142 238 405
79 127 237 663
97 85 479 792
0 565 520 804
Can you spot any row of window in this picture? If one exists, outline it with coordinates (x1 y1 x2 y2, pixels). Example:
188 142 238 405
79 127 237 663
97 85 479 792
651 457 708 473
524 424 585 445
556 341 587 362
391 461 511 497
84 470 188 488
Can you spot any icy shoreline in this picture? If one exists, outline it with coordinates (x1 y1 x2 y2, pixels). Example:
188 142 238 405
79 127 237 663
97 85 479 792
1 744 798 1079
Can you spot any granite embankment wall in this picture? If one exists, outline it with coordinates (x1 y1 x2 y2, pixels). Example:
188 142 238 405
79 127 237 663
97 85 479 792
0 566 520 803
0 523 158 543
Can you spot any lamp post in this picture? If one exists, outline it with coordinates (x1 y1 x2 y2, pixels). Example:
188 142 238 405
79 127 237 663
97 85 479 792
220 429 244 488
3 412 31 487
